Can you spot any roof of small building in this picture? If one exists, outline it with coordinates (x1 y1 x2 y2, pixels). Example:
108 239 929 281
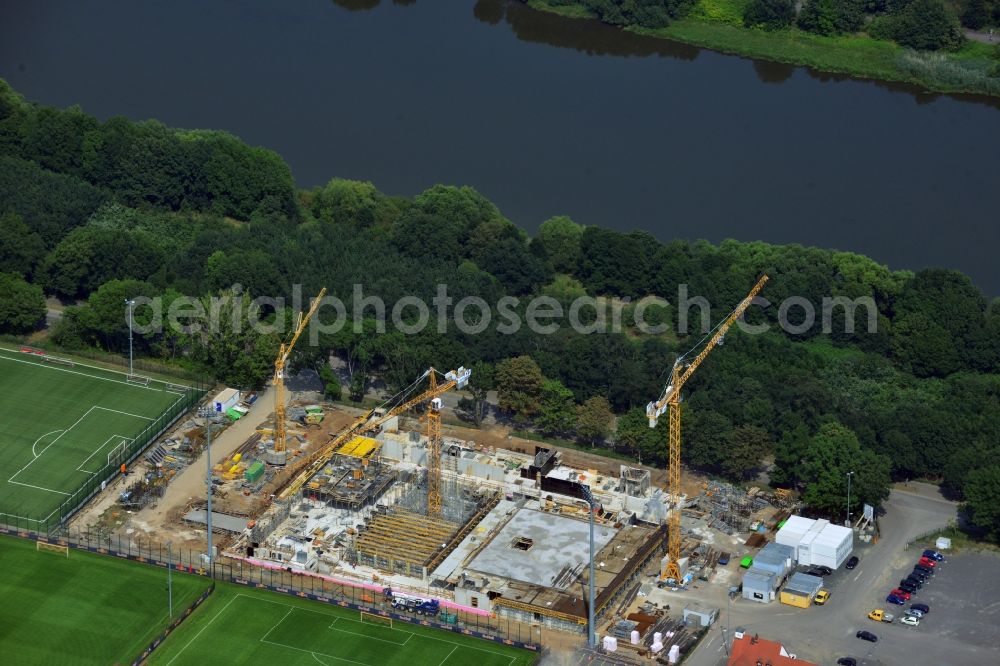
728 633 817 666
784 572 824 595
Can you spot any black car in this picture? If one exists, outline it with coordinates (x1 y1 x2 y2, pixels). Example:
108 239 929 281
902 576 923 588
898 582 918 595
911 602 930 614
909 569 929 581
837 659 858 666
856 630 878 643
914 564 935 576
806 568 832 577
845 556 859 570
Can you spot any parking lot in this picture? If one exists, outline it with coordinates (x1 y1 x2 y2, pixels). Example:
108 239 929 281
681 484 1000 666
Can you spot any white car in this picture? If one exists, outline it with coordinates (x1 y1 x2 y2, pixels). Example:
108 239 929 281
901 615 920 627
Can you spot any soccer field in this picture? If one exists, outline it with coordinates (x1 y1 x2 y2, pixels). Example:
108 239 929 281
149 585 537 666
0 347 199 529
0 534 212 665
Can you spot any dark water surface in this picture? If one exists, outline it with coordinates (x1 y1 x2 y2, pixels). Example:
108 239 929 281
2 0 998 292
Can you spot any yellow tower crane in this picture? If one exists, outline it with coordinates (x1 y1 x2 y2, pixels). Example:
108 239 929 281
266 288 327 465
646 275 768 582
278 366 470 500
425 371 444 517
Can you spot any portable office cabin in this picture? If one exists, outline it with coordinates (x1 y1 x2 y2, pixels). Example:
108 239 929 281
212 388 241 414
775 515 813 559
776 515 853 569
752 542 794 578
742 568 777 603
780 572 823 608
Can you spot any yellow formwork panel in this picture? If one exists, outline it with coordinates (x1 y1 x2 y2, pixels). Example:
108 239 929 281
337 436 381 457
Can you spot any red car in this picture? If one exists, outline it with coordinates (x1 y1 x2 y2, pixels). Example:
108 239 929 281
918 557 937 568
890 588 912 600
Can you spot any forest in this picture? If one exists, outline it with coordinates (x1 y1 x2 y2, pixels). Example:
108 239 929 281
1 78 999 541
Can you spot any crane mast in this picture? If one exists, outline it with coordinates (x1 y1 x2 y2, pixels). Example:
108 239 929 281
647 275 768 582
266 288 327 465
278 366 470 500
426 371 443 517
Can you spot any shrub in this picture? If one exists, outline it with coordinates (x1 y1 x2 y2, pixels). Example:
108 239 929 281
743 0 795 29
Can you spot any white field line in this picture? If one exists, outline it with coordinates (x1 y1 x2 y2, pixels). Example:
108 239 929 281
10 405 159 490
237 593 518 660
32 430 64 458
0 352 186 396
437 646 458 666
259 639 371 666
260 608 294 643
164 594 241 666
76 436 134 474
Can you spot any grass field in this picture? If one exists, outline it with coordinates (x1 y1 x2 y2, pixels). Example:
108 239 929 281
0 347 196 527
149 584 537 666
0 534 211 665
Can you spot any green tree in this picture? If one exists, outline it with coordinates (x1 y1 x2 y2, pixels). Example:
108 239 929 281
0 272 45 333
0 213 45 278
722 425 772 481
798 0 865 35
536 215 584 273
577 396 613 447
743 0 795 29
458 360 495 427
188 289 281 389
871 0 965 50
798 422 892 517
962 0 989 29
963 465 1000 541
496 355 544 420
537 379 577 436
615 407 663 465
684 408 733 471
311 178 398 228
319 363 343 400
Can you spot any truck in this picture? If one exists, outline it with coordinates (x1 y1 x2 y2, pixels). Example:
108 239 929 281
868 609 895 623
383 589 440 616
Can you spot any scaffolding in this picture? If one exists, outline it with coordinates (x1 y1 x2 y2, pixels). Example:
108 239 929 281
700 482 771 534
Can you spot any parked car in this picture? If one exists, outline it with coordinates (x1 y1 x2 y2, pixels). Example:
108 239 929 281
845 555 859 570
909 569 929 580
918 557 937 568
903 575 924 587
901 615 920 627
868 609 894 623
898 583 918 596
837 658 858 666
814 565 833 576
905 609 925 619
922 549 944 561
913 564 935 577
890 588 912 600
814 590 830 605
911 603 930 614
718 552 731 565
806 568 831 577
856 630 878 643
886 594 906 605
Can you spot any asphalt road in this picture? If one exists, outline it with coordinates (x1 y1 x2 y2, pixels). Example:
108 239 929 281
677 484 999 666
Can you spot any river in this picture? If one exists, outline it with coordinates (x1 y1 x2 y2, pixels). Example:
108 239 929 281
2 0 998 293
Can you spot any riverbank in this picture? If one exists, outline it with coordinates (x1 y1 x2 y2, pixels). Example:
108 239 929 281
526 0 1000 98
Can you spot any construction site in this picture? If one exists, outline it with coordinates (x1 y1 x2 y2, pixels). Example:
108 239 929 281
64 275 855 664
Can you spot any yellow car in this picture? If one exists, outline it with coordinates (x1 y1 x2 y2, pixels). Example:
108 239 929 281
814 590 830 605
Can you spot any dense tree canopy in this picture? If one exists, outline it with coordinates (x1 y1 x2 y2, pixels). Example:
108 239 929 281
4 78 999 529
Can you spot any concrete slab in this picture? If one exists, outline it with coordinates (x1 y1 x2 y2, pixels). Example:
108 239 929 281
183 509 248 533
467 508 615 589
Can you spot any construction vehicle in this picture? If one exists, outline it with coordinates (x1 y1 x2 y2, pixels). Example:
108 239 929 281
384 589 441 616
267 288 327 465
278 366 471 500
646 275 769 583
